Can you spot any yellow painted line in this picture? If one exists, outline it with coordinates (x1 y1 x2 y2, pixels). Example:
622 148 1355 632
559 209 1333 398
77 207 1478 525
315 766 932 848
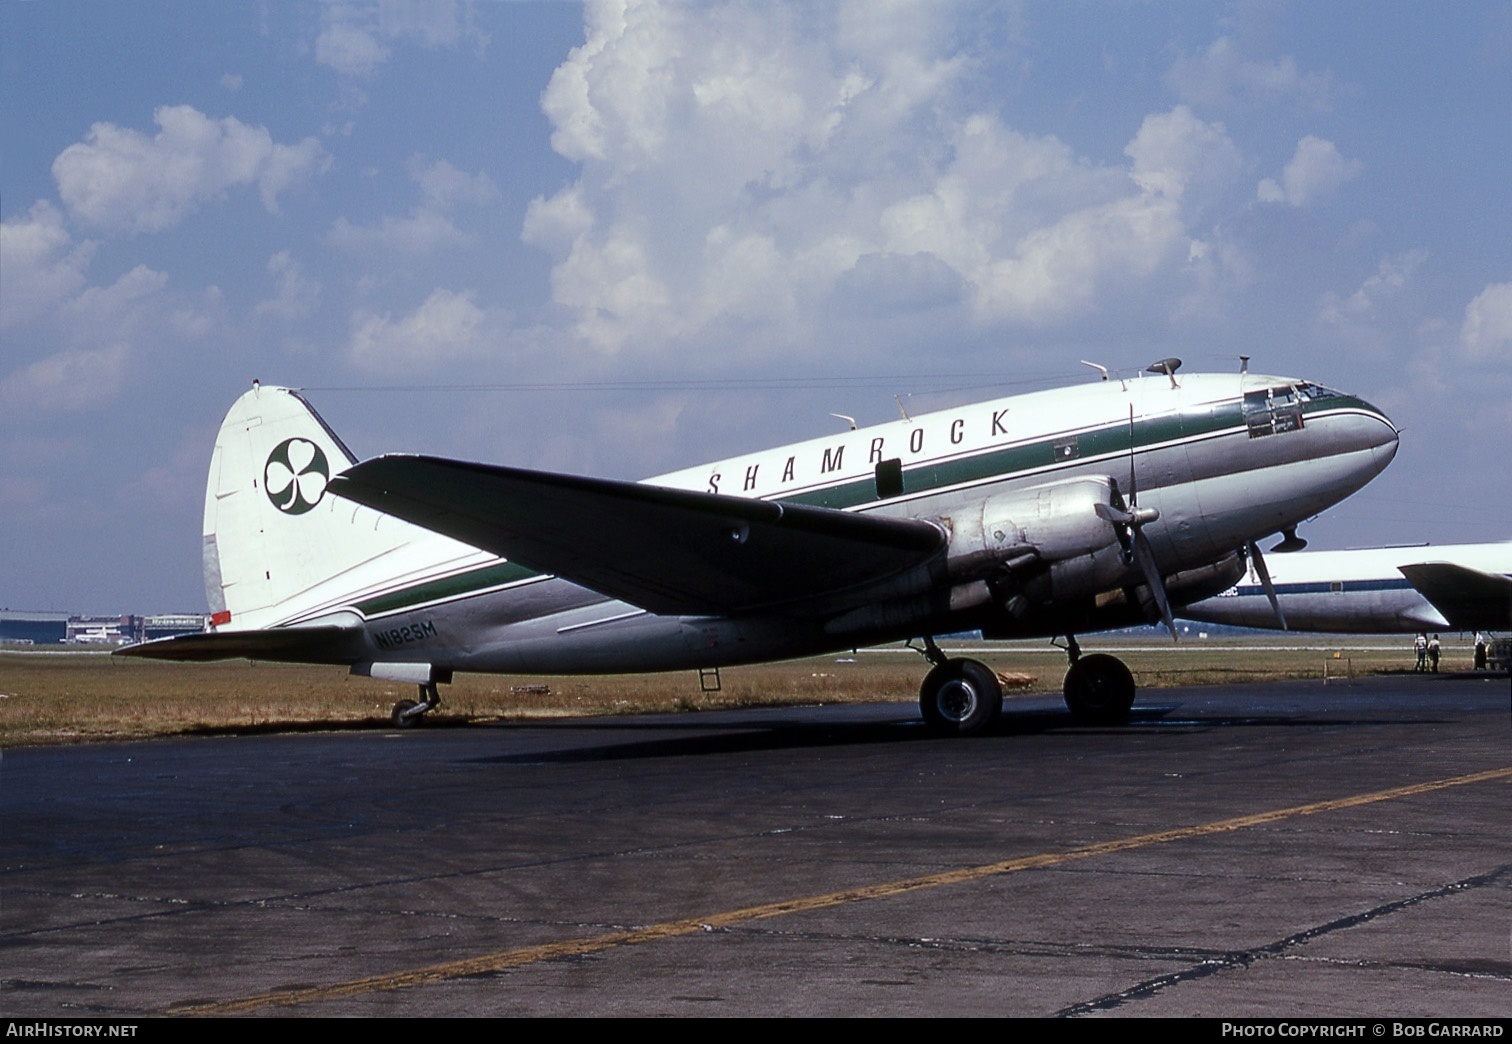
174 765 1512 1016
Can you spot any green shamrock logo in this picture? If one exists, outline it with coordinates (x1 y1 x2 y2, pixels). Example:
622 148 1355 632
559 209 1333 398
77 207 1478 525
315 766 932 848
264 438 330 515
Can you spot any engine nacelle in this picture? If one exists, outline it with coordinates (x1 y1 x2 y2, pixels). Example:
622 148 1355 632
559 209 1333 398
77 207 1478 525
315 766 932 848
978 549 1247 639
944 477 1129 608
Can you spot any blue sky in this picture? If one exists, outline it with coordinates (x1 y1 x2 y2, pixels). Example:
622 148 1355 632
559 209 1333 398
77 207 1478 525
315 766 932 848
3 1 1510 613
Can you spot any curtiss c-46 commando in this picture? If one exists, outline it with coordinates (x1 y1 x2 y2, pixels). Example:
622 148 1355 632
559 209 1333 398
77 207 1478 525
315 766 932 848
120 360 1399 735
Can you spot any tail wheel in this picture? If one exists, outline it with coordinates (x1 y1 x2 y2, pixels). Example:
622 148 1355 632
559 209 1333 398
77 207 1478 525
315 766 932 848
1063 653 1135 724
391 681 441 728
920 659 1002 736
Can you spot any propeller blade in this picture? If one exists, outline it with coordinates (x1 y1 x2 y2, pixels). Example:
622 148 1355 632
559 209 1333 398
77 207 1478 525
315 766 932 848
1247 540 1289 631
1127 404 1137 507
1133 526 1177 640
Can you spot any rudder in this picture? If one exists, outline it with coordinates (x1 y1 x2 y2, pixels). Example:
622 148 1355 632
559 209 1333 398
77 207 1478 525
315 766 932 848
204 383 416 630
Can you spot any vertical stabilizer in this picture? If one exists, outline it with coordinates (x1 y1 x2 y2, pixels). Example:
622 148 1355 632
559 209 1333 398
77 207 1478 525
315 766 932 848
203 384 429 630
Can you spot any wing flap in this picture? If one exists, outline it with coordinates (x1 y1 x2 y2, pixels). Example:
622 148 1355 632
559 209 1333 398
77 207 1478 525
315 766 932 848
328 455 945 615
1397 562 1512 631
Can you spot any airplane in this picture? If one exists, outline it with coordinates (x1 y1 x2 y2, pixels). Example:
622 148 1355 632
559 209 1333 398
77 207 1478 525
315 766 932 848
1180 540 1512 634
117 360 1399 735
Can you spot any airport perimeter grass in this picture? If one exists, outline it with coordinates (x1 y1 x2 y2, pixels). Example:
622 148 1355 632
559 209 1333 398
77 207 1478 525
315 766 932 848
0 635 1452 747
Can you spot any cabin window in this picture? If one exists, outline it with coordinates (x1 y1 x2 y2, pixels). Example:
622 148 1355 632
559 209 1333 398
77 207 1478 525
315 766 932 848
1053 435 1079 461
875 457 903 499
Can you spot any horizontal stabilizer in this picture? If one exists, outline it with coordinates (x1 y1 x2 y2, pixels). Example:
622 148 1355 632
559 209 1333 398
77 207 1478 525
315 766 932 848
1397 562 1512 631
329 455 945 615
114 626 361 664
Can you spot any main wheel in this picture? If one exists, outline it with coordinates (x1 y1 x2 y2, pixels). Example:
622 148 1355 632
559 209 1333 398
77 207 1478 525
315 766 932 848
919 659 1002 736
1062 653 1135 724
391 699 421 727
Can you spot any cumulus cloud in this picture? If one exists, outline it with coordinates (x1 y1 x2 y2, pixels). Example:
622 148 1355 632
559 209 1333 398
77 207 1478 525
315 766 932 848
1258 136 1362 207
349 288 493 371
1125 106 1243 206
328 155 497 255
0 343 129 414
68 264 171 329
315 0 484 77
0 187 221 420
317 16 390 78
52 105 325 234
328 209 473 255
521 184 594 256
1315 251 1428 361
0 192 184 345
411 156 500 210
0 201 96 330
1460 281 1512 359
256 251 321 321
1319 251 1425 324
0 201 212 414
1166 36 1333 111
526 1 1222 353
974 194 1186 324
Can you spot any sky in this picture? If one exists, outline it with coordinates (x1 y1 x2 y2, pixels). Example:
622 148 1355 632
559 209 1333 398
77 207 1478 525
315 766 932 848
3 0 1510 614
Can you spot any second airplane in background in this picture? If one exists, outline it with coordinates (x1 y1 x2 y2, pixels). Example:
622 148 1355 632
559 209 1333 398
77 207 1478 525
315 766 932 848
120 360 1399 735
1182 540 1512 634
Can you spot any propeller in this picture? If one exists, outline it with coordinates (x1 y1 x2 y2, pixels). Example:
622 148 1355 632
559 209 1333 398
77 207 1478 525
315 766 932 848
1246 540 1288 630
1095 404 1177 639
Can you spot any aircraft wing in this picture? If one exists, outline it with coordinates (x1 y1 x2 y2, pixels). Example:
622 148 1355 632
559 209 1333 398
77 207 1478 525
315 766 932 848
114 625 364 663
1397 562 1512 631
329 455 946 616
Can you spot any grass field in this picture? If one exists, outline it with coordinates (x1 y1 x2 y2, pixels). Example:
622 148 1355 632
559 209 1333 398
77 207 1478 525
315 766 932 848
0 633 1466 747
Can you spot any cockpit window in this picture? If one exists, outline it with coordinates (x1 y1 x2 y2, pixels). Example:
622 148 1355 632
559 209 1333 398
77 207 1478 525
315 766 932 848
1295 382 1343 401
1244 385 1306 438
1271 385 1302 433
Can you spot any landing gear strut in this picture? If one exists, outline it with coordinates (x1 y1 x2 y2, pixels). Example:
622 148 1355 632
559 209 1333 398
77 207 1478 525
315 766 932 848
915 636 1002 736
1059 635 1135 724
392 680 441 727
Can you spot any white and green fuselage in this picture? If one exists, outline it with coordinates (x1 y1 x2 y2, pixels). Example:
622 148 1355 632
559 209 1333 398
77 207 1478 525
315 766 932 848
137 371 1398 683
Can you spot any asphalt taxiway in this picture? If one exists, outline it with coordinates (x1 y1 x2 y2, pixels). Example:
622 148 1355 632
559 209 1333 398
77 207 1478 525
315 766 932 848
2 674 1508 1017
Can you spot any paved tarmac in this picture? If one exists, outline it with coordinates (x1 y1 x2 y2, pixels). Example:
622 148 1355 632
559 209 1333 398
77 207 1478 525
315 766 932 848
2 673 1508 1017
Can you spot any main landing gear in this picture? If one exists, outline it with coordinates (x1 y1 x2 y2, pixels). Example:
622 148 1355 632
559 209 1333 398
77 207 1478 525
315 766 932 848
1059 634 1135 725
913 634 1137 734
391 680 442 728
916 636 1003 736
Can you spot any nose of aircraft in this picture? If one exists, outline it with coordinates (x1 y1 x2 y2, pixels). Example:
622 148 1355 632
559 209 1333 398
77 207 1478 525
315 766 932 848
1271 390 1399 541
1354 396 1400 477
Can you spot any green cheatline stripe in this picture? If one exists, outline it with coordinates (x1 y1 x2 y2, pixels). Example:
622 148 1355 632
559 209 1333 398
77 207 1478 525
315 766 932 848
353 398 1373 618
169 764 1511 1016
740 401 1218 510
355 560 540 616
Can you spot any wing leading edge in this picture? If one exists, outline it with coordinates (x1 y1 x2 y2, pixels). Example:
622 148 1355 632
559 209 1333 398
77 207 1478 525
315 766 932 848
328 455 946 616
